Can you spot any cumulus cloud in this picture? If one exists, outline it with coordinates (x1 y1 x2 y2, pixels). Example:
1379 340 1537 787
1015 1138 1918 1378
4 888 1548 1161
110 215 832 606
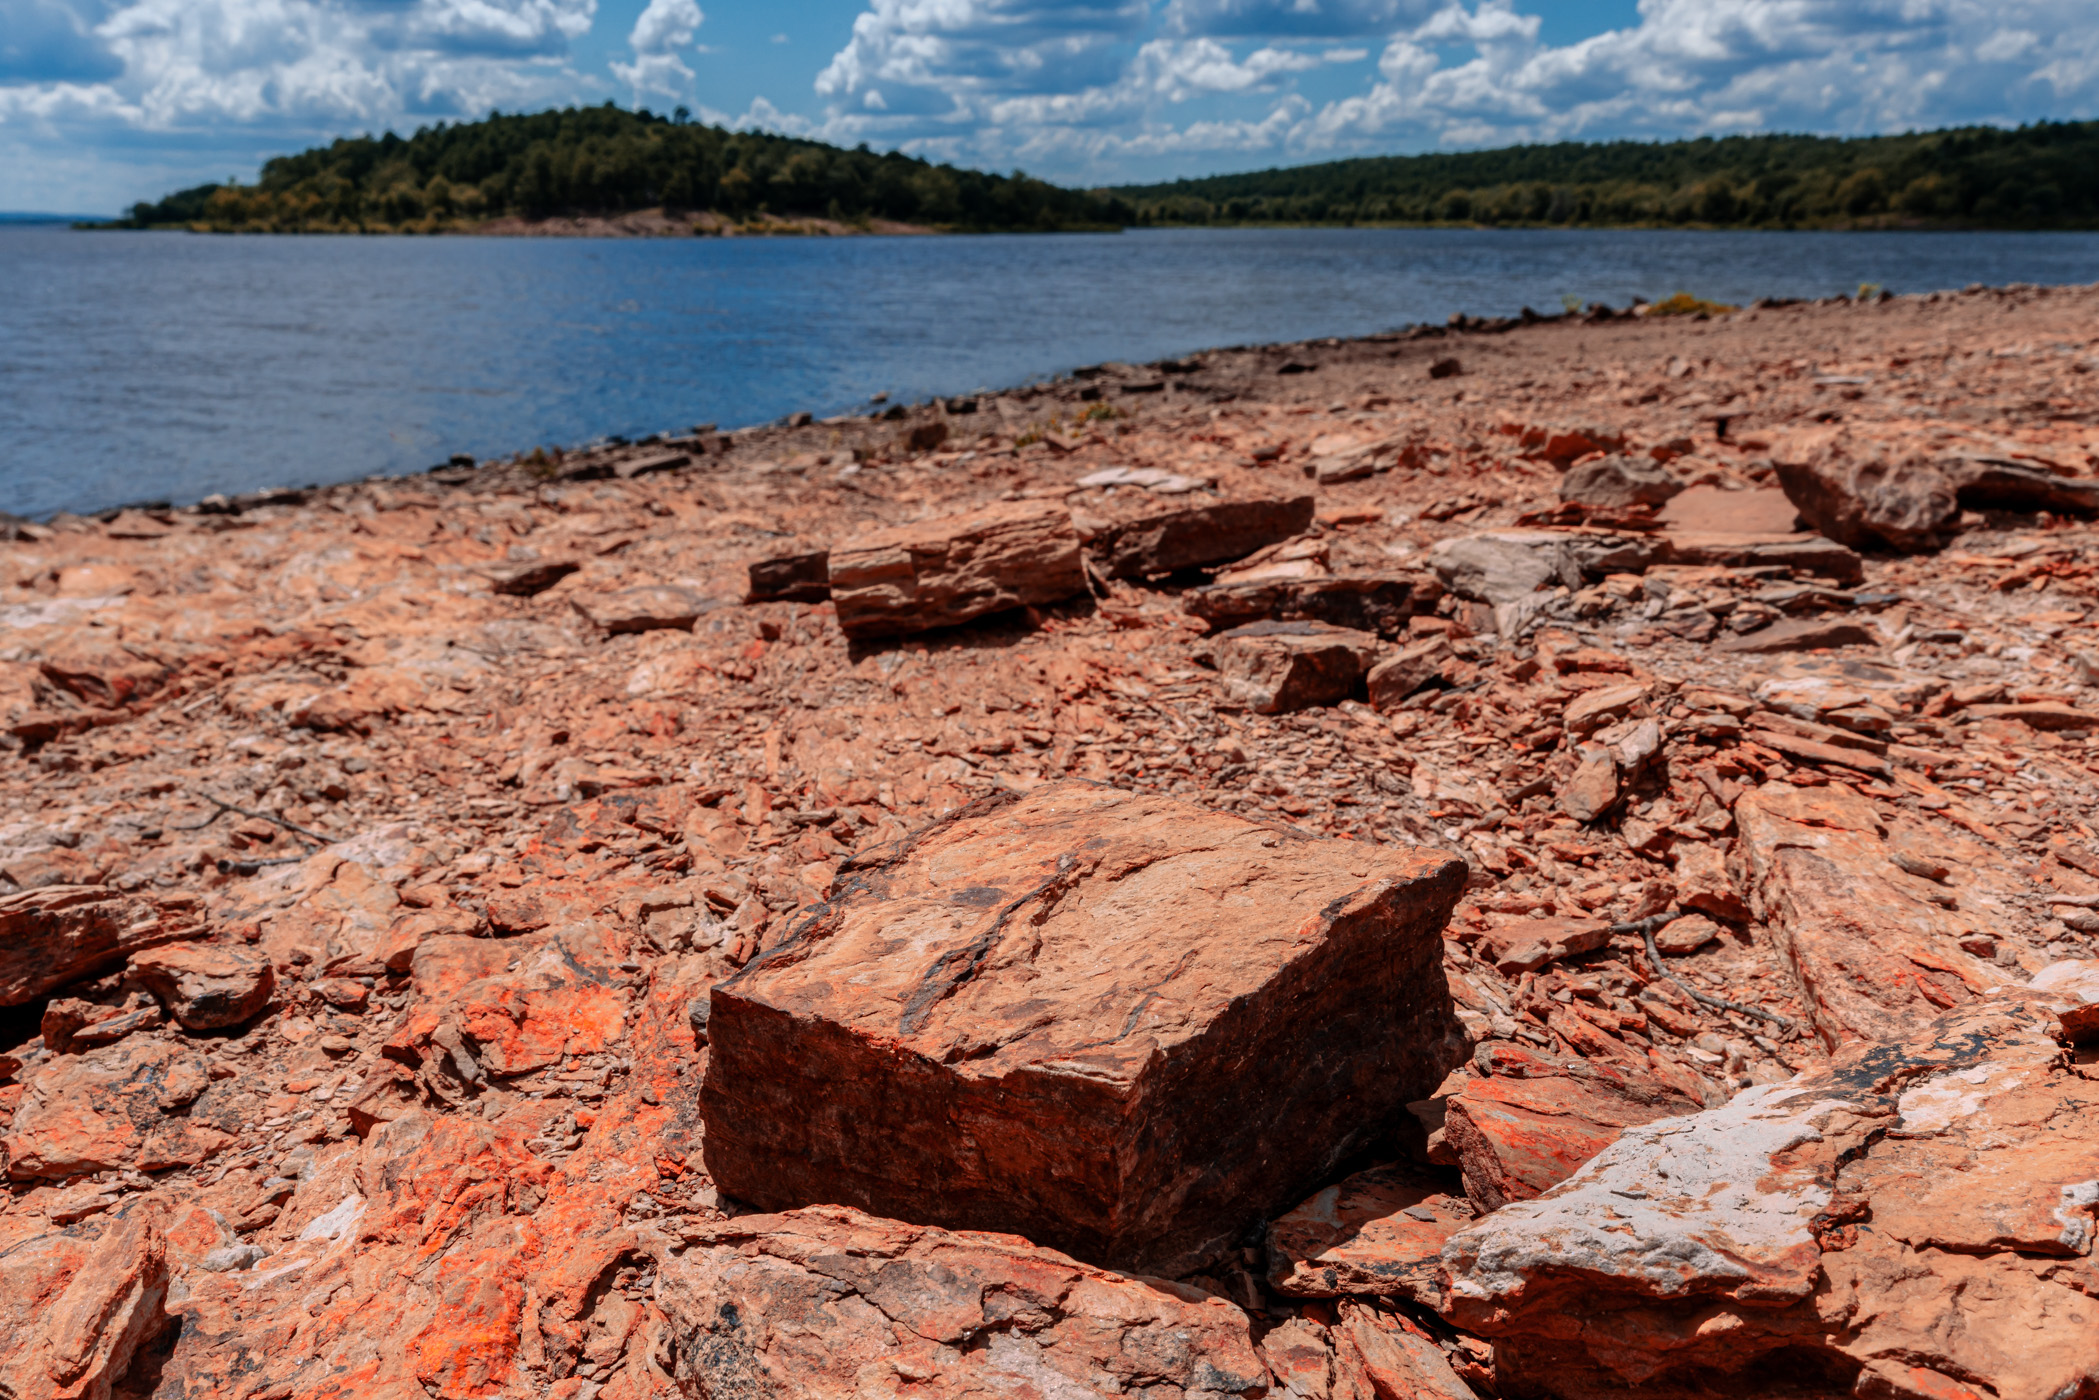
611 0 703 102
795 0 2099 182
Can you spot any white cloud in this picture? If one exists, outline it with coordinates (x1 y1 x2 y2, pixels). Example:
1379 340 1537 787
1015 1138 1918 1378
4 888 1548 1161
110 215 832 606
795 0 2099 184
611 0 702 102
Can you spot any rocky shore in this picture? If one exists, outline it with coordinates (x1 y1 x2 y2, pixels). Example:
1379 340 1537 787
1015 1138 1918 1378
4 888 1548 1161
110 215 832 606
3 281 2098 1400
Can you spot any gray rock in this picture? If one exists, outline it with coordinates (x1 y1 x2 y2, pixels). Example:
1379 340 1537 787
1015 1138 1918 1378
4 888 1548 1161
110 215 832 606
1559 454 1684 509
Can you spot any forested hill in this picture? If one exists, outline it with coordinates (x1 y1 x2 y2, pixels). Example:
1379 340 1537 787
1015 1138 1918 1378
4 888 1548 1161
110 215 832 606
1111 122 2099 229
114 105 1132 234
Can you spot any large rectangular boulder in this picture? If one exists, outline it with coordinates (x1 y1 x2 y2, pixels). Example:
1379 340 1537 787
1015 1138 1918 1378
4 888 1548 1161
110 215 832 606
828 500 1087 638
700 782 1469 1276
1089 493 1314 578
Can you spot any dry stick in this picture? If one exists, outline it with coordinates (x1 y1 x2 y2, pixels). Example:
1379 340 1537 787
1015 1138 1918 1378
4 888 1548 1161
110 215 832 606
1609 909 1795 1032
174 791 333 845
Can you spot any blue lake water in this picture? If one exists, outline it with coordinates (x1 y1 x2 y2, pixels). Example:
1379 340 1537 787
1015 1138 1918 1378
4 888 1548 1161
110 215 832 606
4 223 2098 519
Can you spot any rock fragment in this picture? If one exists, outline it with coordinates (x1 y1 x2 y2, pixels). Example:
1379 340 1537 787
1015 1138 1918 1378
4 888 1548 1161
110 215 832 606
0 886 203 1007
127 942 275 1029
700 782 1468 1274
1090 493 1314 578
1441 1042 1702 1211
828 500 1087 638
571 585 717 633
1442 968 2099 1400
658 1206 1271 1400
1715 616 1878 653
1265 1162 1474 1303
1184 572 1440 640
1558 454 1683 509
744 548 831 603
1204 619 1382 714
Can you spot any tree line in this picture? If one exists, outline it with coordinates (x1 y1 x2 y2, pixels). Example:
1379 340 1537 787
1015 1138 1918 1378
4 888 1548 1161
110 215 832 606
1110 122 2099 230
111 112 2098 234
113 105 1133 234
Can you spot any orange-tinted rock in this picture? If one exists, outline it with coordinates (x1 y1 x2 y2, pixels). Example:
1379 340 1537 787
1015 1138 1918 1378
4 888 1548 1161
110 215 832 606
702 782 1468 1274
1441 1042 1701 1211
1441 966 2099 1400
572 585 718 633
657 1205 1271 1399
1480 917 1611 975
5 1037 238 1180
1715 616 1877 653
1266 1162 1475 1304
1204 619 1381 714
1366 636 1453 708
0 886 204 1007
1091 493 1314 578
1733 782 2013 1046
128 942 275 1029
828 499 1087 638
0 1200 171 1400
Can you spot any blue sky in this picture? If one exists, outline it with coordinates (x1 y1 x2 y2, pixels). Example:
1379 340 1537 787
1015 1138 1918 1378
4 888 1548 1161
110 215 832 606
3 0 2094 214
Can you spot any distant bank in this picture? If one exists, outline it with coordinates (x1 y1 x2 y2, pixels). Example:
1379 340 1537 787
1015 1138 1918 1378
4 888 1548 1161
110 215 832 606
97 109 2099 238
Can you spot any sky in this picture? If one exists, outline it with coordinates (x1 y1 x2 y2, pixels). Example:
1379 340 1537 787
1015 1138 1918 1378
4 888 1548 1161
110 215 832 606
3 0 2096 215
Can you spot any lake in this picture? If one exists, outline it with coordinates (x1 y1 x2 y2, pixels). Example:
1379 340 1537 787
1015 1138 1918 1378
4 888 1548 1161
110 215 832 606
4 223 2097 519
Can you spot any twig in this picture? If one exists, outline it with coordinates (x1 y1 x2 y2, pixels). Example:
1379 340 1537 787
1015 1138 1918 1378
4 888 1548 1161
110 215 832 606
217 854 309 876
174 791 334 844
1610 909 1795 1031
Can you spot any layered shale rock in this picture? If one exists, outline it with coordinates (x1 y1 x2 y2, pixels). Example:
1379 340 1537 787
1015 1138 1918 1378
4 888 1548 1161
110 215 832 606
1200 619 1383 714
0 886 203 1006
1440 964 2099 1400
1088 492 1314 578
700 781 1469 1274
828 499 1087 637
657 1205 1271 1400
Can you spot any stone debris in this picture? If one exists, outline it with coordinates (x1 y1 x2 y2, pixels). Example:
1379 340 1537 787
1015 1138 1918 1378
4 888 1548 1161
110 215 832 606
1087 492 1314 578
4 282 2099 1399
701 782 1467 1274
828 498 1088 637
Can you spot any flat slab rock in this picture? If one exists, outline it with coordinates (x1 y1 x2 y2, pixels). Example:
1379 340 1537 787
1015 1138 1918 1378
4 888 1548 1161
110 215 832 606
570 584 718 633
1442 1041 1703 1211
1186 571 1442 642
1441 963 2099 1400
1200 619 1382 715
1088 492 1314 578
0 885 204 1007
1266 1161 1476 1305
827 499 1087 638
700 781 1468 1275
658 1205 1271 1400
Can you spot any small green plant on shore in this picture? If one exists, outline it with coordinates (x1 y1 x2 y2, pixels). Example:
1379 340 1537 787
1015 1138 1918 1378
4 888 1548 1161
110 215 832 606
1561 293 1583 313
1857 281 1884 301
1647 290 1740 317
1078 402 1122 423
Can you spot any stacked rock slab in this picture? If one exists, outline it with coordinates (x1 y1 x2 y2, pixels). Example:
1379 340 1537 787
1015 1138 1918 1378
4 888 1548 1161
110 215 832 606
1202 619 1383 714
700 781 1469 1276
1088 493 1315 578
1439 963 2099 1400
827 500 1088 638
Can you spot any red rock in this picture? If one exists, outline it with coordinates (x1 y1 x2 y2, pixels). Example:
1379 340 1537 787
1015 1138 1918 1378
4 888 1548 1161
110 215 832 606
1651 911 1720 954
571 585 718 633
5 1038 237 1179
1658 529 1865 582
701 782 1468 1274
478 558 580 595
1441 966 2099 1400
1203 619 1381 714
828 499 1087 638
1185 572 1442 641
1775 428 2099 552
658 1205 1271 1399
0 1201 171 1400
1266 1162 1475 1303
744 548 831 603
1668 841 1750 922
1559 454 1683 509
1090 493 1314 578
1366 636 1454 709
1733 782 2013 1046
1441 1042 1701 1211
1656 485 1801 534
1555 749 1619 822
127 942 275 1029
1481 917 1611 975
0 886 204 1007
1962 701 2099 730
1714 615 1878 653
1561 682 1646 734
